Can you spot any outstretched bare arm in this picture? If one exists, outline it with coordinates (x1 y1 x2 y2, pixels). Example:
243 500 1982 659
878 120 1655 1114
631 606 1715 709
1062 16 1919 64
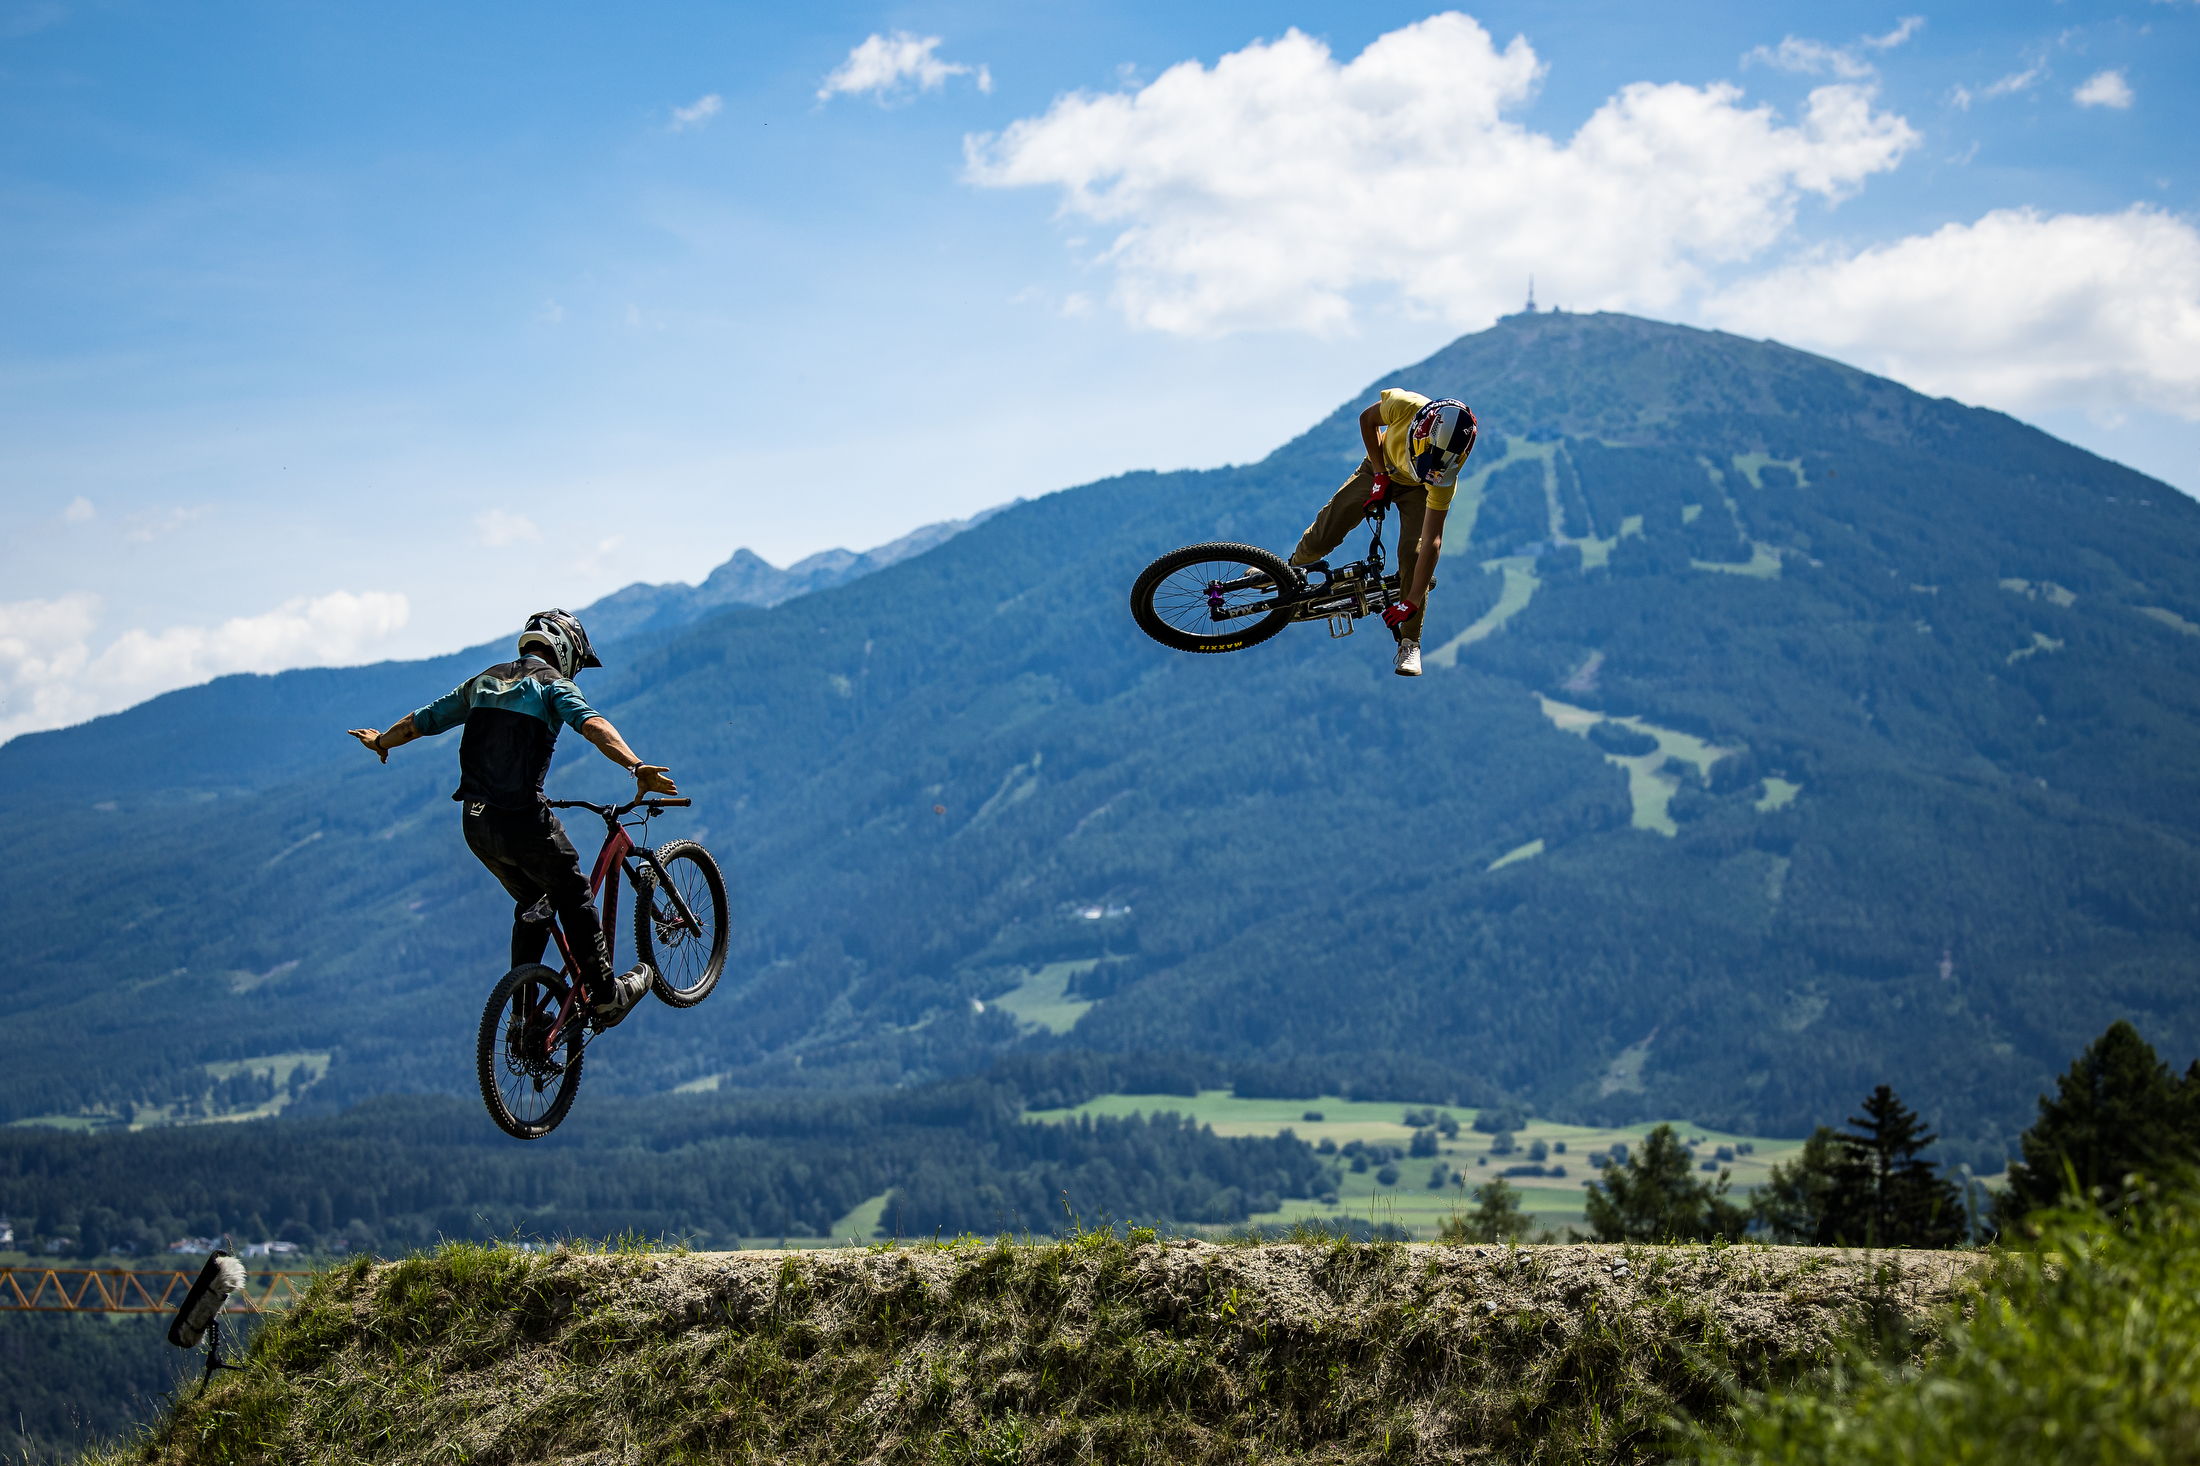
580 716 679 795
346 716 420 764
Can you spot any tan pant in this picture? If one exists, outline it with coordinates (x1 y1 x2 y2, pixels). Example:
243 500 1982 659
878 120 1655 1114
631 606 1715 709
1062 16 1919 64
1289 457 1434 642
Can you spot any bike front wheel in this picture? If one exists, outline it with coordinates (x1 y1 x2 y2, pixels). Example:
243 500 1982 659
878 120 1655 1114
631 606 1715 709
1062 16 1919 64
635 839 729 1008
477 963 584 1140
1130 542 1297 654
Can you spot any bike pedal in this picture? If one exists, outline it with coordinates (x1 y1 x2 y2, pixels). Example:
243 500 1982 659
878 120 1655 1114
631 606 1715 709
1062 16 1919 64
1327 613 1355 638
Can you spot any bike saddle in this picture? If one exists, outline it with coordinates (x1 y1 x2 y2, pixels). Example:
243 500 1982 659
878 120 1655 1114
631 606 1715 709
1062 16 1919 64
518 897 556 925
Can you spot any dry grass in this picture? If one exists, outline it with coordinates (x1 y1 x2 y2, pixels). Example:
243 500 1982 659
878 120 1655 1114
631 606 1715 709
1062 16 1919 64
98 1231 1979 1465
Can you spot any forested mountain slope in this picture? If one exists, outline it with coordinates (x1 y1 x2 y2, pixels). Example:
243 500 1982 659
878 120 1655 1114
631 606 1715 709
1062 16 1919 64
4 312 2196 1160
0 507 998 813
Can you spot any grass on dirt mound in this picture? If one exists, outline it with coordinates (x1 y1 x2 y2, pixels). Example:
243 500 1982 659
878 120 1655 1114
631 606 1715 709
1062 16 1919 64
100 1232 1976 1465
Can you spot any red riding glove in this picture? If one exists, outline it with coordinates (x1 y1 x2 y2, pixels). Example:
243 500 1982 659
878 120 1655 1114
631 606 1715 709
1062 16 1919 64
1382 599 1416 630
1363 472 1391 509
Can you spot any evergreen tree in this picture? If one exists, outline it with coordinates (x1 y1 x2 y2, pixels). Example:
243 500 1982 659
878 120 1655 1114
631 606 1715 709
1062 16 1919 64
2001 1020 2200 1221
1749 1127 1838 1243
1817 1086 1963 1248
1585 1124 1745 1242
1440 1177 1533 1244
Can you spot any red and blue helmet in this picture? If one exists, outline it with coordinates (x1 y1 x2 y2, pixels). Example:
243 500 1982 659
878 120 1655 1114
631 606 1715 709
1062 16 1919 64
1409 400 1478 487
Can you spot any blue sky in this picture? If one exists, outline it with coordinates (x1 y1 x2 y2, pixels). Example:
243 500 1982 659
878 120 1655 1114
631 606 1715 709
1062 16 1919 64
2 0 2195 736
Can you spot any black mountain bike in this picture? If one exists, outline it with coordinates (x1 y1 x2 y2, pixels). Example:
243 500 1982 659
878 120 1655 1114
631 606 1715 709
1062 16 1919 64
476 794 729 1139
1130 503 1402 654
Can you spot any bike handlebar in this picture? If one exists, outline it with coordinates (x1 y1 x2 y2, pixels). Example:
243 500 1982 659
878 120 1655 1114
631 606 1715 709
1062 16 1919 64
545 796 692 818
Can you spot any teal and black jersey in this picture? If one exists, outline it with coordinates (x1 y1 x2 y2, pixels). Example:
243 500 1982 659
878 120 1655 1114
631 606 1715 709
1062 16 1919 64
411 656 601 812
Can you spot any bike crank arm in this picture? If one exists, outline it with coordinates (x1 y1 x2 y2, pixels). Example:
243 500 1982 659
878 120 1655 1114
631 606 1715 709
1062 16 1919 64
1288 594 1375 621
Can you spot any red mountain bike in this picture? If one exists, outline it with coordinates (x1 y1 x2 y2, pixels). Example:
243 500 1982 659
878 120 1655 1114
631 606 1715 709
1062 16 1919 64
476 794 729 1139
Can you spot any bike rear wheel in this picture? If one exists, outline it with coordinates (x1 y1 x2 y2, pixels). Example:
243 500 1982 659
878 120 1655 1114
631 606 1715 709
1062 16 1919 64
1130 542 1297 654
635 839 729 1008
477 963 584 1139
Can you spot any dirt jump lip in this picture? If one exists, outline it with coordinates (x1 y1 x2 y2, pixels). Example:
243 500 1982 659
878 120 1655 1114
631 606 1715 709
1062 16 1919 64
132 1236 1983 1465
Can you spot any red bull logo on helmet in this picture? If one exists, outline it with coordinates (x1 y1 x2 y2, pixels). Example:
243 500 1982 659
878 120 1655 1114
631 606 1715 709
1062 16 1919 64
1410 399 1476 487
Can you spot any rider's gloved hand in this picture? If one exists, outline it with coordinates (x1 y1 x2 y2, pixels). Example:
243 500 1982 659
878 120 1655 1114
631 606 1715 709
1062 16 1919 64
1382 600 1416 630
1363 472 1391 510
634 764 679 796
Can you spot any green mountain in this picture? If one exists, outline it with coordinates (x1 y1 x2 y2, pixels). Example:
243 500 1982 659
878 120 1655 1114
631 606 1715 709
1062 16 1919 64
0 508 1002 814
5 311 2197 1163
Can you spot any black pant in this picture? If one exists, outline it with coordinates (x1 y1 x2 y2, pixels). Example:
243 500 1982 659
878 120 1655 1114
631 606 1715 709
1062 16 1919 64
462 802 614 989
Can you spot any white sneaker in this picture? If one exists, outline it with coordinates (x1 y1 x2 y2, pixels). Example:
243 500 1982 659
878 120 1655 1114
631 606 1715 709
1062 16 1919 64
1393 640 1423 677
588 965 654 1028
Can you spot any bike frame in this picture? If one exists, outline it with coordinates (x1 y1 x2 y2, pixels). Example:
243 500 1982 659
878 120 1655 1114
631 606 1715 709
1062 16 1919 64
1203 504 1401 638
527 795 705 1052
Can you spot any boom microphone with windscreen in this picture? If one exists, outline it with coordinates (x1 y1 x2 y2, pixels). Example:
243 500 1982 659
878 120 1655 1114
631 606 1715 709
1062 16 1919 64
168 1250 245 1349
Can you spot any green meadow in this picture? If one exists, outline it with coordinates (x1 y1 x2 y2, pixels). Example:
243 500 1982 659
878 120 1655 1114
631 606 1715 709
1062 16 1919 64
1025 1090 1814 1237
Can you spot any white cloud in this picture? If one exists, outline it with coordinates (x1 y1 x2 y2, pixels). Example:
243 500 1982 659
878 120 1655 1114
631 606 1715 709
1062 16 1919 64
0 593 99 738
474 508 542 547
1705 206 2200 421
1984 67 2044 99
964 14 1916 336
0 590 410 742
1954 66 2045 110
1862 17 1926 50
819 32 991 102
1743 36 1876 79
63 496 94 523
2074 70 2134 109
576 535 625 575
671 93 723 131
1744 18 1918 76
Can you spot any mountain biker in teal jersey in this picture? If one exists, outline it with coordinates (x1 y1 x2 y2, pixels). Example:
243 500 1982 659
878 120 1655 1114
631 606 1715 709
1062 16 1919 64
344 609 677 1027
1288 389 1477 677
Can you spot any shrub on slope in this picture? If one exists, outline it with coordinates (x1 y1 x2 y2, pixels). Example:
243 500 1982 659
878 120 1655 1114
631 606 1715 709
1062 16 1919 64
1709 1184 2200 1464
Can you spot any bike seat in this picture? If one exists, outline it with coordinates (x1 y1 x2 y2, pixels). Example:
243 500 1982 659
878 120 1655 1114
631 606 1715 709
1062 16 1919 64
518 897 556 925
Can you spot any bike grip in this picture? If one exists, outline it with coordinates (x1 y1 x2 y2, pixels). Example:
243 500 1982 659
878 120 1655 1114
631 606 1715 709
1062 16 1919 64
652 798 693 807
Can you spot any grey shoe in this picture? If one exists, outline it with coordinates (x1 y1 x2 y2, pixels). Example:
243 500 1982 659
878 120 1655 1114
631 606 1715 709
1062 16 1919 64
588 964 654 1028
1393 640 1423 677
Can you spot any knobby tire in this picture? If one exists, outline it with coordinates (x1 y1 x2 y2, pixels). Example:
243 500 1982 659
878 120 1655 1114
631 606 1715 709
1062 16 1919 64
1130 541 1296 654
635 839 729 1008
477 963 584 1140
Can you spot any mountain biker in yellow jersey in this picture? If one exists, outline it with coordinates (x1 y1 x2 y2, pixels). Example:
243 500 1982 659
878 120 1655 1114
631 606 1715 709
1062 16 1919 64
1288 390 1477 677
344 609 677 1027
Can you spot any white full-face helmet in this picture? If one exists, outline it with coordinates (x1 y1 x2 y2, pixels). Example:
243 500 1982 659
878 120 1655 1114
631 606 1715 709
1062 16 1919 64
516 609 601 679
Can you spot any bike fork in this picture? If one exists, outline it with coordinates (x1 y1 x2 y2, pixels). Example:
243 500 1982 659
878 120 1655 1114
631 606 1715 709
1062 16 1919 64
632 851 704 939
